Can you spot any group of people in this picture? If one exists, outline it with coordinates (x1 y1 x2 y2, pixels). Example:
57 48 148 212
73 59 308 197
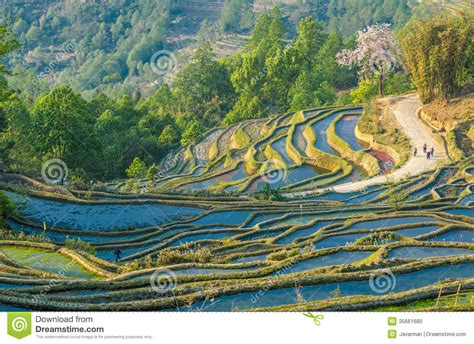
413 143 435 159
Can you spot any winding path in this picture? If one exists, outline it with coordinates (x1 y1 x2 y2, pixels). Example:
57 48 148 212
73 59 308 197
287 94 448 197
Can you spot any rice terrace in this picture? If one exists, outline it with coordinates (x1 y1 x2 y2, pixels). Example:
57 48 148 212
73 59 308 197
0 0 473 314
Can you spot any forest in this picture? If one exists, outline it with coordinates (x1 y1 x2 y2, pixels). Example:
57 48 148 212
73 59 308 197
0 0 472 184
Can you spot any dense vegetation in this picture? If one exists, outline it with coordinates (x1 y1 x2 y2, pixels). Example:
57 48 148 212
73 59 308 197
1 0 416 98
0 1 472 183
400 12 474 102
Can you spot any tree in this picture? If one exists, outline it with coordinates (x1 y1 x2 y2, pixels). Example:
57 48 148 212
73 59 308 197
30 86 100 174
159 124 179 145
386 177 408 211
0 21 21 169
337 24 402 96
229 8 286 117
0 191 15 226
126 157 147 178
0 21 19 79
220 0 253 33
174 44 235 123
399 13 473 102
180 120 204 146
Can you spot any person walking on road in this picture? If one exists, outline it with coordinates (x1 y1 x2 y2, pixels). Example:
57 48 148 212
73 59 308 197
430 147 434 157
427 151 431 160
423 143 427 153
414 147 417 157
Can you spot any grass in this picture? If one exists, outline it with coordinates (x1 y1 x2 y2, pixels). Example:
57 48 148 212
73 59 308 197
230 126 251 149
422 95 473 125
370 289 474 311
359 98 411 166
327 113 380 176
0 246 93 279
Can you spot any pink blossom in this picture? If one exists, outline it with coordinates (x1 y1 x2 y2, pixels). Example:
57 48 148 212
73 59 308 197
336 24 402 80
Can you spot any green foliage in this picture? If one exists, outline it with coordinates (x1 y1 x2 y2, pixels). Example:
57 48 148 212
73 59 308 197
30 86 99 171
349 79 378 104
3 1 170 96
257 183 285 201
386 177 409 210
0 20 19 78
0 191 15 226
0 226 50 242
180 120 205 146
220 0 254 33
158 124 179 145
354 231 403 246
64 236 96 255
347 73 413 104
173 44 235 128
223 12 353 125
146 164 158 180
0 3 434 182
267 248 299 261
126 157 147 178
0 20 21 167
400 13 474 102
156 244 212 265
359 100 384 135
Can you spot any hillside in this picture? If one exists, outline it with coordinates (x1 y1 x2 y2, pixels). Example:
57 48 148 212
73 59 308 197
0 0 473 318
2 0 417 97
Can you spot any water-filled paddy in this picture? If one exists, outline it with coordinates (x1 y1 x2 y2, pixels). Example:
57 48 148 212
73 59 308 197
435 185 467 198
387 247 472 259
458 193 474 206
331 168 365 186
232 254 268 263
191 210 253 226
271 137 294 165
0 246 93 278
335 115 364 151
407 168 457 200
275 251 372 275
428 230 474 244
6 192 203 231
313 233 367 249
239 229 287 241
293 124 308 154
345 188 388 204
7 220 146 243
182 163 248 190
247 164 324 191
347 216 441 230
185 263 474 311
442 208 474 217
276 220 341 244
392 225 440 237
310 112 341 155
168 231 241 247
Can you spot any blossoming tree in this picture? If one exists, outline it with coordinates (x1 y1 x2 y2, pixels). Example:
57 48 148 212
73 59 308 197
336 24 402 97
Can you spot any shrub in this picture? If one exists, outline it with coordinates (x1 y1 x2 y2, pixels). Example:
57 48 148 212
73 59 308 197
268 248 299 261
0 226 51 242
156 244 212 266
0 191 15 226
64 236 96 255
